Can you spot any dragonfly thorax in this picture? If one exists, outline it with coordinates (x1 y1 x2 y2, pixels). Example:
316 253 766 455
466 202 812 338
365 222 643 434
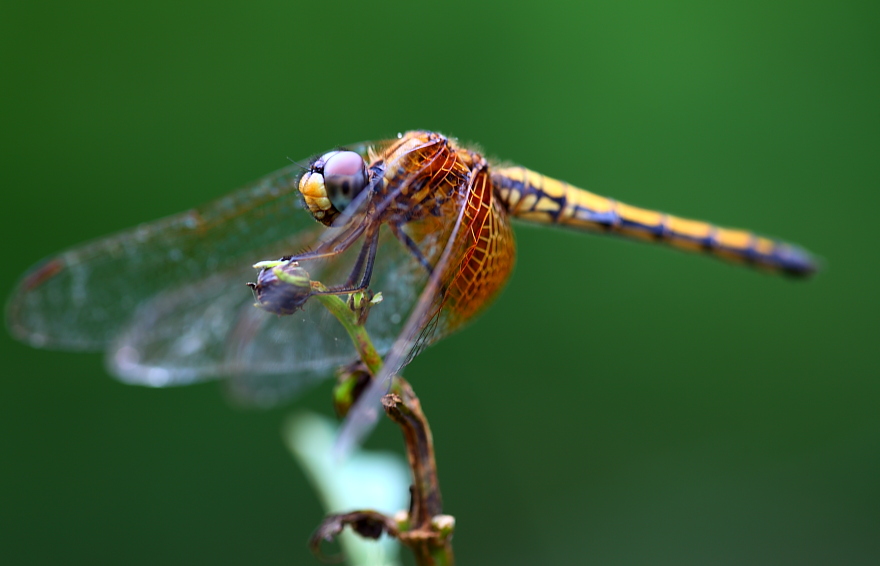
376 132 472 225
299 150 369 226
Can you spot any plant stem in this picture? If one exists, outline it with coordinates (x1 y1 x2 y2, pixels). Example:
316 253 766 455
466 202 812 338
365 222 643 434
311 284 383 377
310 281 455 566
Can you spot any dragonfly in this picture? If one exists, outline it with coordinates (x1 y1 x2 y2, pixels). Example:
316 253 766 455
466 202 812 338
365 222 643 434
6 131 817 447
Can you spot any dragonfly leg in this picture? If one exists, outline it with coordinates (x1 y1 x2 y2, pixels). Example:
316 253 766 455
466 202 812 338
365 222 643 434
313 225 381 296
390 223 433 275
284 221 368 264
343 224 381 290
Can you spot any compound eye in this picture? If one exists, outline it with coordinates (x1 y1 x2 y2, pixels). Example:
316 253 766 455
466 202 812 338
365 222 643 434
322 151 368 210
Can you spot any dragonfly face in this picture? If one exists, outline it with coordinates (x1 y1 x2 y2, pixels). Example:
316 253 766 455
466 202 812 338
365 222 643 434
299 150 370 226
6 130 816 421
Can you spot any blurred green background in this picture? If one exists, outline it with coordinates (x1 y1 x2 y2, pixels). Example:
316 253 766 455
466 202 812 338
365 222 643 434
2 1 878 564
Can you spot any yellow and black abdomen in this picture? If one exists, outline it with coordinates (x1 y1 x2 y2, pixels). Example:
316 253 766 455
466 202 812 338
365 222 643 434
492 166 816 277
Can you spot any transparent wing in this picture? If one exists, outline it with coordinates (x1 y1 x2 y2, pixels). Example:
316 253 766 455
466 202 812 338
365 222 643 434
5 140 387 352
106 224 425 406
7 163 305 350
5 140 433 406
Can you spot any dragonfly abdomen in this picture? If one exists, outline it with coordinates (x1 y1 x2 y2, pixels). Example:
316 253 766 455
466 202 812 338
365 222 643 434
492 166 816 277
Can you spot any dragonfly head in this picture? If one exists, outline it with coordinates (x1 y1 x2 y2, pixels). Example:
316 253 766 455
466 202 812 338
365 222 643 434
299 150 369 226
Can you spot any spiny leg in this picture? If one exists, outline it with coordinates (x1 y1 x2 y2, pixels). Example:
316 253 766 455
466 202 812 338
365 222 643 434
390 223 434 276
313 224 381 296
344 224 381 290
284 221 368 265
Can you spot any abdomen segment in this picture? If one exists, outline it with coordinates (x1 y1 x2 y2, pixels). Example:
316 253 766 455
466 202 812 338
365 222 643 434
492 166 816 277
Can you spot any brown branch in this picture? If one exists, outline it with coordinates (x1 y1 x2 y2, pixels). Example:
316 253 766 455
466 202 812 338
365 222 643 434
315 370 455 565
381 378 454 565
309 510 400 563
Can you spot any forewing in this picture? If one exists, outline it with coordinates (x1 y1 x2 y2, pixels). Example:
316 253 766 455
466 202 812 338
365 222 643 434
5 139 389 352
6 164 307 350
5 136 441 407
